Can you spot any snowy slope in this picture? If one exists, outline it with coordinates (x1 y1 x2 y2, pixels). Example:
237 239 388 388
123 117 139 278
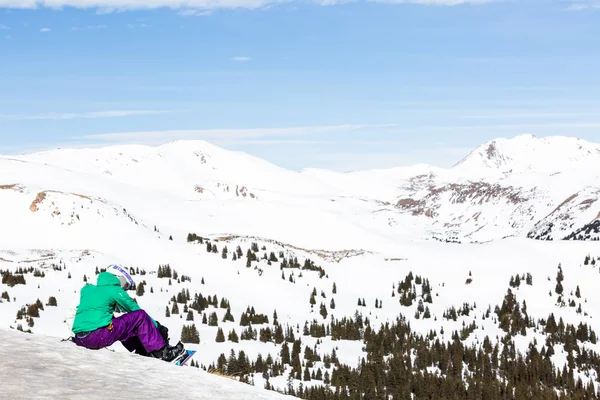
1 237 600 394
1 134 600 397
0 328 291 400
4 134 598 245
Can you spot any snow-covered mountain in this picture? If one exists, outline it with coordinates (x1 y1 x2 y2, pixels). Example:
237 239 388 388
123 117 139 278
2 134 600 398
454 133 600 174
1 134 598 249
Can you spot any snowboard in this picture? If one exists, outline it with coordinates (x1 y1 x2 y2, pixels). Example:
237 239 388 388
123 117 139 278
173 349 196 366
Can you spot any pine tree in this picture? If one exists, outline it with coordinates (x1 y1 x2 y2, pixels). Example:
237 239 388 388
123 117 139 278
228 329 239 343
136 282 145 296
555 281 564 295
303 365 311 381
181 324 200 344
215 327 225 342
319 303 328 319
424 306 431 319
208 312 219 326
222 307 234 322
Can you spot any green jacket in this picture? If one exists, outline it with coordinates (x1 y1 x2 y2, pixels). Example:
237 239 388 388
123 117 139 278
71 272 157 334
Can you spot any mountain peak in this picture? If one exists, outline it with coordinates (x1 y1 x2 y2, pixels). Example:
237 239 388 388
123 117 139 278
453 134 600 174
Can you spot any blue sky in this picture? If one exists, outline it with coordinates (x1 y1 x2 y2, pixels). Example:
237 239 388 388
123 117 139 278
0 0 599 171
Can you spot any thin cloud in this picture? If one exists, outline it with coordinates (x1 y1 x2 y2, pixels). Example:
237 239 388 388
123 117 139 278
0 0 495 12
323 0 492 3
231 56 251 62
0 25 9 30
178 9 212 15
458 111 600 120
71 124 396 144
0 109 180 121
40 28 51 32
566 1 600 10
304 147 472 171
215 139 337 146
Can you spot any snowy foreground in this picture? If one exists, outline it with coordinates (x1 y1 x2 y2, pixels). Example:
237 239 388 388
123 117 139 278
0 328 290 400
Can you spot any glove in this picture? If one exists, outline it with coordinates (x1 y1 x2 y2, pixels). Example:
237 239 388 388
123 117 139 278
156 321 169 342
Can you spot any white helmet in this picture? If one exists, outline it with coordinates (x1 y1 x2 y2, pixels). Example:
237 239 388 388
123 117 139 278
107 265 136 291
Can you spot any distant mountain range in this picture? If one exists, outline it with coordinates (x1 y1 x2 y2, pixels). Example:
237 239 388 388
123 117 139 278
0 134 598 253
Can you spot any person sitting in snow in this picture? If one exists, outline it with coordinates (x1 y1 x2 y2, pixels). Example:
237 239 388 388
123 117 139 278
70 265 186 362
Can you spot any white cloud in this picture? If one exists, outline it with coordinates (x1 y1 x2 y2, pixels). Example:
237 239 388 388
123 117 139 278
325 0 492 3
566 0 600 9
231 56 251 61
178 9 212 15
0 24 9 30
71 124 395 144
40 27 51 32
88 24 108 28
0 109 179 121
0 0 495 11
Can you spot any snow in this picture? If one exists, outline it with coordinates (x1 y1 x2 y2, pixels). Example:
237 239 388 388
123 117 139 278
0 328 291 400
454 134 600 175
1 135 598 246
0 134 599 395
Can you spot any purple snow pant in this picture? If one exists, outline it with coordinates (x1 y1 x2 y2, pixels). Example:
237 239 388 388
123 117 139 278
74 310 166 354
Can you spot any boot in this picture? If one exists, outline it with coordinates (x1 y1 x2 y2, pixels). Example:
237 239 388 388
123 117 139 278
151 341 186 362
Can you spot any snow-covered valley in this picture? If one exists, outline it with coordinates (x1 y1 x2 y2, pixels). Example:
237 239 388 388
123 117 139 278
1 134 600 398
